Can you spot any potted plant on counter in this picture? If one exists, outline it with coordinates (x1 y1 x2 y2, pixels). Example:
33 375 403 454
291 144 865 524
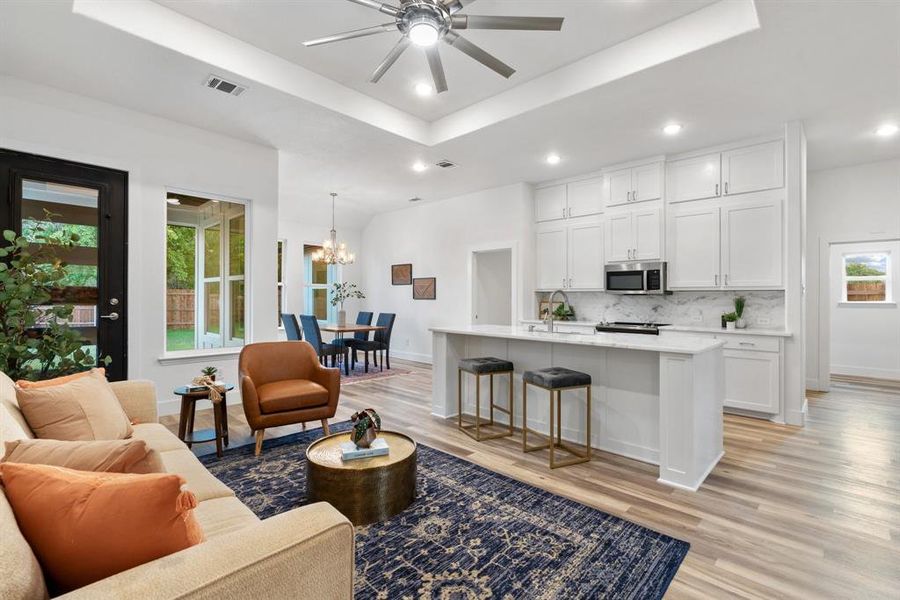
330 282 366 326
553 303 576 321
723 312 738 330
734 296 747 329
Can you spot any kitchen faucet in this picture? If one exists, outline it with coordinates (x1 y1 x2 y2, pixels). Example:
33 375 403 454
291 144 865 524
544 289 570 333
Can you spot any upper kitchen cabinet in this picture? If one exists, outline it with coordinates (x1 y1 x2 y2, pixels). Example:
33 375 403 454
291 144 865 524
535 217 604 290
666 139 784 204
606 205 662 263
567 178 605 218
605 162 663 207
535 222 568 289
534 178 603 222
722 140 784 197
666 152 721 203
721 196 783 288
534 184 568 222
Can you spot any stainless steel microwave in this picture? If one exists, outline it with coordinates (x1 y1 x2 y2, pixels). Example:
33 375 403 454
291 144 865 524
604 261 671 295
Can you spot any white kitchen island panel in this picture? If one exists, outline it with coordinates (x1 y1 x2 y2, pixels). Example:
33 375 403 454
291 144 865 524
431 325 725 491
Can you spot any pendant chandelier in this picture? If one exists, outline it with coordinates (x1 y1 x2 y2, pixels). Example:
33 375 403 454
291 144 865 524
312 192 355 265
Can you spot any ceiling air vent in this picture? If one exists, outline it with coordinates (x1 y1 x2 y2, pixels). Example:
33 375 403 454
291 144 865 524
204 75 246 97
435 159 457 169
409 197 423 203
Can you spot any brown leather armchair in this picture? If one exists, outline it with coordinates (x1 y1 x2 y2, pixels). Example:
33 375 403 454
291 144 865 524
239 341 341 456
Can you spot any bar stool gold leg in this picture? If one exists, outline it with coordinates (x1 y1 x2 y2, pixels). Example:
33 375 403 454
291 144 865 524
586 383 592 459
508 371 514 435
522 379 528 451
475 373 481 440
556 390 562 446
489 373 494 426
457 368 462 431
549 387 555 468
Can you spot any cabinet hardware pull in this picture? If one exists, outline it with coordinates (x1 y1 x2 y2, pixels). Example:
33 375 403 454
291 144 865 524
633 190 637 202
724 182 729 195
563 208 566 218
725 274 729 285
739 342 755 346
715 274 718 286
568 207 572 218
715 183 719 196
563 278 567 288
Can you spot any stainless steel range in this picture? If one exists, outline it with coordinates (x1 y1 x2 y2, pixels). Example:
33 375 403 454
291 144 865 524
595 321 670 335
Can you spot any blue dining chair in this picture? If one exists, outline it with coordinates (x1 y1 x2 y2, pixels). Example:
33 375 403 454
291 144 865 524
281 313 302 341
353 313 396 372
299 315 349 375
333 311 374 372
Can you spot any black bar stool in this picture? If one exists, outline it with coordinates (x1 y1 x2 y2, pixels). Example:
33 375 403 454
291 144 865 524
522 367 592 468
457 357 514 441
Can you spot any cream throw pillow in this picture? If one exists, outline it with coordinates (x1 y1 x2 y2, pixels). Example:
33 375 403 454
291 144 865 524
2 439 162 474
15 370 133 441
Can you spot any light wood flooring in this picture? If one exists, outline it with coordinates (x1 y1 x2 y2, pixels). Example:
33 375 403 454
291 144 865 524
161 361 900 599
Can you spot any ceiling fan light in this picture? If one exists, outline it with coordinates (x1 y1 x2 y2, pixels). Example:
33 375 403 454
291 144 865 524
409 21 439 47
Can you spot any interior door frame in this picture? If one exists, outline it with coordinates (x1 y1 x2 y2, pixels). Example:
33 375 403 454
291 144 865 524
0 148 129 380
467 241 518 326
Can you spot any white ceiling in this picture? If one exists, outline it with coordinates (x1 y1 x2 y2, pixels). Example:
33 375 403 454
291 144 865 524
155 0 718 122
1 0 898 229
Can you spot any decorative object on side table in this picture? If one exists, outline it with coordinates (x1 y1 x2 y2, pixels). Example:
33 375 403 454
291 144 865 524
412 277 436 300
329 282 365 326
391 263 412 285
200 366 218 381
734 296 747 329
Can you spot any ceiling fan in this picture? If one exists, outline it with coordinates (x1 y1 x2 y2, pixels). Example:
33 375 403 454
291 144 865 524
303 0 564 93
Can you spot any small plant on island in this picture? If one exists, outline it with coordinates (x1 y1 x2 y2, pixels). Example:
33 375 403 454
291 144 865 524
553 303 576 321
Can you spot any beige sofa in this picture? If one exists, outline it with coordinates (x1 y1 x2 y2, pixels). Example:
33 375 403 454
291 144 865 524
0 372 354 600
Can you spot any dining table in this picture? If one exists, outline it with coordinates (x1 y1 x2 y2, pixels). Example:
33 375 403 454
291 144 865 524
319 323 387 373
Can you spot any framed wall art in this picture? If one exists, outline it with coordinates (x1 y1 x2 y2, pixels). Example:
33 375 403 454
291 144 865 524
412 277 436 300
391 263 412 285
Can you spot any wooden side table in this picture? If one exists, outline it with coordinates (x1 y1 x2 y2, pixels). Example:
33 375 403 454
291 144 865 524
173 384 234 458
306 431 416 526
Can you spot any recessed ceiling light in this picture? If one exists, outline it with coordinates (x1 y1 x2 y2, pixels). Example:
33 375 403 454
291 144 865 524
412 161 428 172
414 82 433 97
166 197 180 205
663 123 683 135
546 153 561 165
875 123 898 137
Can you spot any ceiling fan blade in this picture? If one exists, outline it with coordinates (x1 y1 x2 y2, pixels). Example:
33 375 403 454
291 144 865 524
370 37 411 83
425 45 448 93
442 0 477 15
346 0 401 18
303 23 396 47
443 30 515 78
451 15 564 31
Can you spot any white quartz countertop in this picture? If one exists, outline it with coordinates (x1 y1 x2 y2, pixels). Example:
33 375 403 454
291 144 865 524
430 325 724 355
660 325 792 337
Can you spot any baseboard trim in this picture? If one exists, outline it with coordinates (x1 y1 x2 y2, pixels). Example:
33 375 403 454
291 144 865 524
831 365 900 380
391 350 432 364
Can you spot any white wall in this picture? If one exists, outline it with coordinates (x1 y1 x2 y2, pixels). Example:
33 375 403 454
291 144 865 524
359 183 534 362
0 76 279 415
829 241 900 379
806 158 900 387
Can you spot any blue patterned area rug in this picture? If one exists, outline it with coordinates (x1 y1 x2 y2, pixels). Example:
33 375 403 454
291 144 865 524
200 422 689 599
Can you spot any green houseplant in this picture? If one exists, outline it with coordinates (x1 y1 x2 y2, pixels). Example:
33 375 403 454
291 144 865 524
552 303 576 321
723 311 738 330
0 220 110 381
330 282 366 326
201 366 218 381
734 296 747 329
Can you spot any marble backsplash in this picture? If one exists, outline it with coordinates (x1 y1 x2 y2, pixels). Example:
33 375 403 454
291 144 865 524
537 290 785 329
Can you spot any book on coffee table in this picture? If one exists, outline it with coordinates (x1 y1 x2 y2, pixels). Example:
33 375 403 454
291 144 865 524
340 438 389 461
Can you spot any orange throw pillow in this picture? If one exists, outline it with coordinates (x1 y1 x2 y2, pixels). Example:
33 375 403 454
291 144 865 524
2 439 163 474
16 367 106 389
0 463 203 594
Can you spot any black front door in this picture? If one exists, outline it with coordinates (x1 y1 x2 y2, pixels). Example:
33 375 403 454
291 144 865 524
0 149 128 380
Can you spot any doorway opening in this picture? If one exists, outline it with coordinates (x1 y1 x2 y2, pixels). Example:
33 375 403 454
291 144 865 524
470 247 514 326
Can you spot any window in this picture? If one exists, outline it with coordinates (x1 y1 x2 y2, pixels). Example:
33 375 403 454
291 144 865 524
304 244 335 322
842 252 891 303
277 240 285 327
166 193 247 351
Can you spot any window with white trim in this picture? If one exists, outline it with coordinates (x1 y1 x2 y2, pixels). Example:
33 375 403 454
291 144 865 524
303 244 336 322
166 193 246 351
842 252 891 303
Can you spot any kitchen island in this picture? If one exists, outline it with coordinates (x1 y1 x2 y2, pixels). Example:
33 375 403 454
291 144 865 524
431 324 726 491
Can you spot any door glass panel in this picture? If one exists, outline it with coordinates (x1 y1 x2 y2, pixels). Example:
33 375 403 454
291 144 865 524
229 215 244 277
204 225 220 278
311 288 328 320
204 281 220 334
230 280 245 340
20 179 100 366
165 224 196 351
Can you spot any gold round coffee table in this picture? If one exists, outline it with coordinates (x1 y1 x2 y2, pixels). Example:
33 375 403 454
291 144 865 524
306 431 417 526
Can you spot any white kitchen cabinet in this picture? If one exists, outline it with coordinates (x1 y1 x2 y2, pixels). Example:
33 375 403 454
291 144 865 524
568 219 605 289
666 153 721 203
567 178 604 218
535 223 567 289
534 184 567 222
723 349 780 413
536 217 604 290
667 204 721 288
605 162 663 207
721 197 782 288
605 206 662 263
633 208 662 261
722 140 784 197
632 163 663 202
